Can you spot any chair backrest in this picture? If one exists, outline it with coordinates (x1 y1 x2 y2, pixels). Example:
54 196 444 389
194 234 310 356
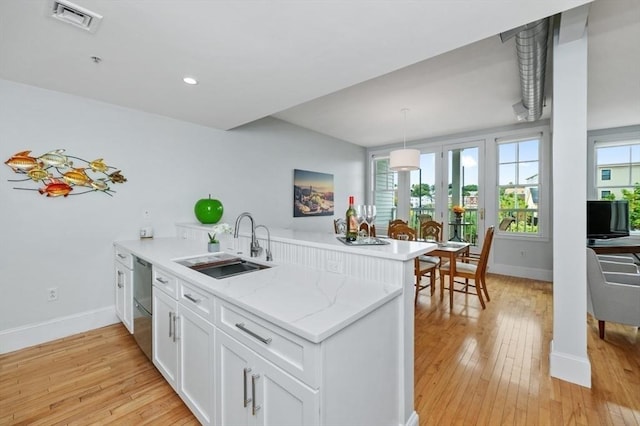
388 219 408 236
499 217 515 231
420 220 443 241
360 222 376 237
389 223 416 241
476 226 495 276
333 218 346 234
418 214 432 224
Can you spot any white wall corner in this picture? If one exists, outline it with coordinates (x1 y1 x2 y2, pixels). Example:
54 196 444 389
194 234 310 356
549 340 592 388
0 306 120 355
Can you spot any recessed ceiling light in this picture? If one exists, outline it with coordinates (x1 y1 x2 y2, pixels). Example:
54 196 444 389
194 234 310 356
183 76 198 85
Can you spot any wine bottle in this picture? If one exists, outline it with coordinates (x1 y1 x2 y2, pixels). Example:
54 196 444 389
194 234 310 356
345 196 358 241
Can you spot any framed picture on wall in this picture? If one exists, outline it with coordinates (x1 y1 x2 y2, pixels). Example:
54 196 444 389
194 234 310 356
293 169 334 217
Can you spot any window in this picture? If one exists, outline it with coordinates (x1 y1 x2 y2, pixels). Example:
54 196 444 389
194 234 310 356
594 138 640 231
497 137 540 234
372 157 397 229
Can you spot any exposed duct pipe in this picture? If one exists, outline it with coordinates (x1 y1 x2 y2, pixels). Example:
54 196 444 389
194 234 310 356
501 18 550 122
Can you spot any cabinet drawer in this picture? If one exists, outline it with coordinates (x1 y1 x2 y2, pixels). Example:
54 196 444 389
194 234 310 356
114 246 133 269
153 267 178 298
216 300 319 388
179 281 214 322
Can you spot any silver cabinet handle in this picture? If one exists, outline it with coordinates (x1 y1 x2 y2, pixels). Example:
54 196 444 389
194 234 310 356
155 277 169 284
173 315 179 342
252 373 261 415
235 323 272 344
183 293 201 303
117 253 126 259
117 271 124 288
168 312 173 338
243 368 252 407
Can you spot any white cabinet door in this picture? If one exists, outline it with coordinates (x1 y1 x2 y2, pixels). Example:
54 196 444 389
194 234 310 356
217 329 253 426
152 287 178 389
115 262 133 333
256 354 319 426
216 330 319 426
178 304 215 426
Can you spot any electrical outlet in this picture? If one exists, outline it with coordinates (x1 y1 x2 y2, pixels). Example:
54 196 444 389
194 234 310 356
47 287 58 301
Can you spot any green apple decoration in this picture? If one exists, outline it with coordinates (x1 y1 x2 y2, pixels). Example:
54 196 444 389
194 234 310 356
194 194 223 224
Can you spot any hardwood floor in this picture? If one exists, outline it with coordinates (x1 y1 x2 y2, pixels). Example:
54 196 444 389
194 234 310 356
415 274 640 426
0 325 198 425
1 274 638 425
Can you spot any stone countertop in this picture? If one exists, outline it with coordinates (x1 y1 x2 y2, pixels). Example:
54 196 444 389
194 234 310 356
114 237 419 343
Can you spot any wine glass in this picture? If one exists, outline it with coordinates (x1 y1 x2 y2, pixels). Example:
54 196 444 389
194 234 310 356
355 205 366 241
365 205 377 242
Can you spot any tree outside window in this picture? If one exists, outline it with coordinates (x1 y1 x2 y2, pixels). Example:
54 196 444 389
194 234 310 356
497 138 540 234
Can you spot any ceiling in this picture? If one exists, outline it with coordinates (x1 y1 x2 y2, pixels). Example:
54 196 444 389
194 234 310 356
1 0 638 148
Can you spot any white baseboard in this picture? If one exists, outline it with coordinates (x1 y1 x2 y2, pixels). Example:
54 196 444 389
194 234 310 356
549 340 592 388
405 411 419 426
490 263 553 282
0 306 120 355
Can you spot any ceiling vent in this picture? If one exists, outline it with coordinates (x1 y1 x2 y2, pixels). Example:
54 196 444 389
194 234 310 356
49 0 103 33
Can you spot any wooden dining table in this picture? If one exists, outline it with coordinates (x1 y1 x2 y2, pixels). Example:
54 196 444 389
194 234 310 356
422 241 471 307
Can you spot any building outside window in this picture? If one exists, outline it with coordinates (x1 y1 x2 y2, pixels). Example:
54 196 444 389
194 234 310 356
594 138 640 230
497 137 540 234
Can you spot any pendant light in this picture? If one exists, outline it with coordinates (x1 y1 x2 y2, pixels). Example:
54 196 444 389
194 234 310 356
389 108 420 171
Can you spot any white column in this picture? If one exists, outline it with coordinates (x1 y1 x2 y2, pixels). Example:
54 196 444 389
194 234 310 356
550 5 592 388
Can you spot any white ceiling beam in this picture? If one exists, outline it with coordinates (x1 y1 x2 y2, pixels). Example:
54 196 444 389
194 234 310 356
558 3 591 44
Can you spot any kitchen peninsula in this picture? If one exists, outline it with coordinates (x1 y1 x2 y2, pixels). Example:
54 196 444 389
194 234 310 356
115 227 435 426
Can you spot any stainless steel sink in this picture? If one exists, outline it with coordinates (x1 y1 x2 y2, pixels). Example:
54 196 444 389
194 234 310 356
177 254 270 279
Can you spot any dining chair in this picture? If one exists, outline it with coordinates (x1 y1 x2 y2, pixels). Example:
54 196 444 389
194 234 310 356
333 218 346 234
388 223 415 241
387 219 408 236
439 226 495 309
419 220 443 241
498 217 515 231
389 224 438 305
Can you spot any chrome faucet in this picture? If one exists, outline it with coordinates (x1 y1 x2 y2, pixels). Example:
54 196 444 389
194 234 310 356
255 225 272 261
234 212 262 258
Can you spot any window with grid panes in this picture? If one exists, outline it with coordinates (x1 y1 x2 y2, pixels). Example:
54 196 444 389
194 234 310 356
497 137 540 234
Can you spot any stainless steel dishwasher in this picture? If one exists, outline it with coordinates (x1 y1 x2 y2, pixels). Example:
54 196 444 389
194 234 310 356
133 256 153 360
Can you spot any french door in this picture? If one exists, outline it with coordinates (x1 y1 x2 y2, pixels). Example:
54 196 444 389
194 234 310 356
410 140 486 251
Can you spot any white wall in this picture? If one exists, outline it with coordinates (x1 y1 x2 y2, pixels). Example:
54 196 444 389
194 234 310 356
0 79 365 347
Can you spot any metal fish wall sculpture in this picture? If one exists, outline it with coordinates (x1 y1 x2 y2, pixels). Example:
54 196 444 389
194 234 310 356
4 149 127 197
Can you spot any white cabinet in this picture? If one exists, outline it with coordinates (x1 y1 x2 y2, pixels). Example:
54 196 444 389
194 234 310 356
152 286 178 388
114 247 133 333
152 267 215 426
216 330 319 426
177 303 215 425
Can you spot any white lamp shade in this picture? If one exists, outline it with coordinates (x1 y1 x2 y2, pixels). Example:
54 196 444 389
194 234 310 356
389 148 420 171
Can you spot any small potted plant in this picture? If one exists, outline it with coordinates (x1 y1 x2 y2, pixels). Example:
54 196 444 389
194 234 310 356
452 205 465 222
207 223 232 252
